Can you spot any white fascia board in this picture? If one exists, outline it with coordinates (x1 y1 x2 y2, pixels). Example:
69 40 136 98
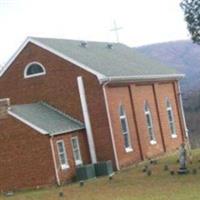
8 110 48 134
0 38 31 76
99 74 185 84
0 37 106 81
50 127 85 136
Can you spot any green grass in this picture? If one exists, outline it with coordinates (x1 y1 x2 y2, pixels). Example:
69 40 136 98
1 149 200 200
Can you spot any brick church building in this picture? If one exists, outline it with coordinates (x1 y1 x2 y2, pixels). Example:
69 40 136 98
0 37 187 191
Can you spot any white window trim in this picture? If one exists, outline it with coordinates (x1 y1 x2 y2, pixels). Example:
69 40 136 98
24 61 46 79
166 99 177 139
150 140 157 145
144 102 157 145
125 147 133 152
119 105 132 152
56 140 69 170
171 134 177 138
71 136 83 166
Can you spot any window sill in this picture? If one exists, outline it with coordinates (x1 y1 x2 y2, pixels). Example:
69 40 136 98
125 147 133 153
61 164 70 170
171 134 177 139
24 72 46 79
150 140 157 145
75 160 83 166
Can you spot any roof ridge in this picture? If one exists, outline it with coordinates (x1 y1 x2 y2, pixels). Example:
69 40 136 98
40 101 84 127
30 36 119 45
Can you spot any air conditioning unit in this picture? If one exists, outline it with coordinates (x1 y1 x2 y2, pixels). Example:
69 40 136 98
94 160 114 177
76 164 96 181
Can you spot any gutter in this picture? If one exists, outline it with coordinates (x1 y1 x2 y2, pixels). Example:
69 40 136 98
102 80 120 170
100 74 185 84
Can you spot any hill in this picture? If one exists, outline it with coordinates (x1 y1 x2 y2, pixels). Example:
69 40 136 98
137 40 200 93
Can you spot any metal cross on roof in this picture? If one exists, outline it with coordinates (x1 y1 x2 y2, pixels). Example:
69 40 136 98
110 20 123 43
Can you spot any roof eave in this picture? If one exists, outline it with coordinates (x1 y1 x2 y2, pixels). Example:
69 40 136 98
8 109 48 134
99 74 185 84
49 127 85 136
0 37 106 80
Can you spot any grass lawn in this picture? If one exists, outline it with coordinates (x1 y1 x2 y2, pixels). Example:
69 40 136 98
1 149 200 200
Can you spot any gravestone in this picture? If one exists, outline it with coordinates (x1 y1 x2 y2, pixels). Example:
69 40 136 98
178 143 189 174
164 164 169 171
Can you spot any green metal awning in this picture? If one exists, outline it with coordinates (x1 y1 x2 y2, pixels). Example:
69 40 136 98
8 102 84 135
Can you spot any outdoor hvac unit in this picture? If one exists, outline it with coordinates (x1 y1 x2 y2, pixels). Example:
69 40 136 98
76 164 96 181
94 160 113 177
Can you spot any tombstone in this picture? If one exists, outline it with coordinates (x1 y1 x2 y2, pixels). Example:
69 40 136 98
150 159 158 165
170 170 175 175
192 168 197 175
177 143 189 174
142 165 148 173
147 170 152 176
164 164 169 171
80 180 84 187
59 191 64 197
108 174 113 181
4 191 14 197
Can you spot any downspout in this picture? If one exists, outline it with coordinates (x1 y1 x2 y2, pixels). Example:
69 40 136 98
177 82 192 161
50 135 61 186
102 79 120 170
77 76 97 163
177 82 189 139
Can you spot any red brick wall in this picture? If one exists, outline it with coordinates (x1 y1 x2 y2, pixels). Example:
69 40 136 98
0 116 56 192
131 84 165 158
83 77 115 164
53 130 91 183
105 81 184 168
106 86 142 168
155 82 184 151
0 43 115 168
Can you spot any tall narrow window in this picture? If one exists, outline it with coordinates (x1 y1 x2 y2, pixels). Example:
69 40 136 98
56 140 69 170
144 101 156 144
119 104 132 151
71 136 82 165
166 98 177 138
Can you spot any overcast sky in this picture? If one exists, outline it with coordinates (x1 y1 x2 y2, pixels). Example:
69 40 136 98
0 0 189 65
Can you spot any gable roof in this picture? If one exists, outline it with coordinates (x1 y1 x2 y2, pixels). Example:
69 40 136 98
8 102 84 135
1 37 184 83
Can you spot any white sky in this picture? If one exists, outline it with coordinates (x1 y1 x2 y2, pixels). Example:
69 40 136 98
0 0 189 65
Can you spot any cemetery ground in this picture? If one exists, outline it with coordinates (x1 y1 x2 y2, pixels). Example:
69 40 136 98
1 148 200 200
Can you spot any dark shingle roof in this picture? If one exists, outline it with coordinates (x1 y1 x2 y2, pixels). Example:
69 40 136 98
9 102 84 135
31 37 180 79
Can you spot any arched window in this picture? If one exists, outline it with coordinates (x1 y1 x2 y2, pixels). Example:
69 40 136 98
166 98 177 138
24 62 46 78
144 101 156 144
119 104 132 151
